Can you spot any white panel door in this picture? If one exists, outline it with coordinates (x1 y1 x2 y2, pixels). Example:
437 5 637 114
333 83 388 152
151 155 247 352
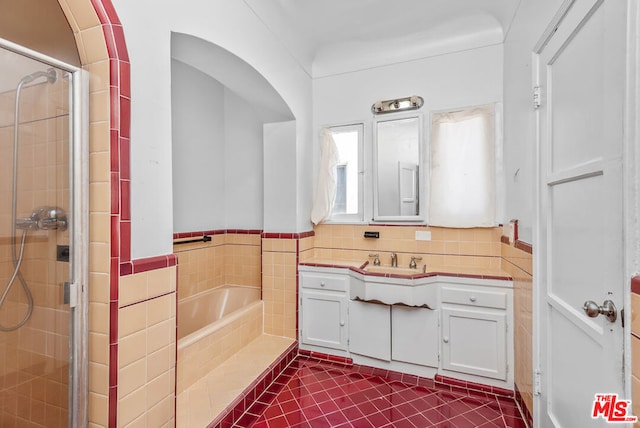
536 0 627 426
301 291 348 350
391 306 439 367
441 307 507 380
349 300 391 361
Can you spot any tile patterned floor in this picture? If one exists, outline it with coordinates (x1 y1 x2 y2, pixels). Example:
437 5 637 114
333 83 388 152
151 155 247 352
236 356 527 428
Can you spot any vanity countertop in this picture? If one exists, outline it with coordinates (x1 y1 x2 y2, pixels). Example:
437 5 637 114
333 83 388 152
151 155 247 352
299 258 512 281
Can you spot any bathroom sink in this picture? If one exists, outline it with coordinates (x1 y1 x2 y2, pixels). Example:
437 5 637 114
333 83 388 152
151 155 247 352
363 265 426 276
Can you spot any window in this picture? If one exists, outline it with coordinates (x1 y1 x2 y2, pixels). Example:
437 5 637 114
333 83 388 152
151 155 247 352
429 105 498 227
330 125 362 220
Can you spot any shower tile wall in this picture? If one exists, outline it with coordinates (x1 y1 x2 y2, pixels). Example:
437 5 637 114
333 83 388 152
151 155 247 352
0 78 70 427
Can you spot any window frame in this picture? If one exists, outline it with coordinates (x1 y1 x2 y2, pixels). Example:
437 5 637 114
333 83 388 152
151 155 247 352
325 123 365 223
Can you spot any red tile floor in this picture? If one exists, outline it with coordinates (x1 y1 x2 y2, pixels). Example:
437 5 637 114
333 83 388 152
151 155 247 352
234 356 527 427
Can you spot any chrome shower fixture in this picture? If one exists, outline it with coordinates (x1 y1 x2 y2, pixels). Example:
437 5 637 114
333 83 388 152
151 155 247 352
20 68 57 85
16 206 68 231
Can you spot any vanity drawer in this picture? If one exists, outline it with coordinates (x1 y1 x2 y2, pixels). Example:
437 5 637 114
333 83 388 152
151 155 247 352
441 287 507 310
301 273 348 292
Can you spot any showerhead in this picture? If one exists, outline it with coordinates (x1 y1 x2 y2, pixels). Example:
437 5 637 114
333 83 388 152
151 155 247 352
20 68 57 85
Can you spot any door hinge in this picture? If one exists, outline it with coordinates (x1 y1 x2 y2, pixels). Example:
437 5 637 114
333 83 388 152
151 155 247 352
533 86 542 109
621 308 625 328
63 281 79 308
534 369 542 396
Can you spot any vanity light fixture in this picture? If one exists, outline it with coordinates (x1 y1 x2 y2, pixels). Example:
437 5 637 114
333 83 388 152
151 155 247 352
371 95 424 115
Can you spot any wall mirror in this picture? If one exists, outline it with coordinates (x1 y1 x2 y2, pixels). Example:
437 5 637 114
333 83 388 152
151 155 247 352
373 114 424 221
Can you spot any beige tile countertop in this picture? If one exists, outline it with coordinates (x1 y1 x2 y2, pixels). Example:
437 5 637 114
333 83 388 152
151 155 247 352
299 258 512 281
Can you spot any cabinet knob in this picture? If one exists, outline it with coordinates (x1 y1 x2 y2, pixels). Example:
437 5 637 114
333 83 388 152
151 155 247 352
340 321 345 326
469 296 477 302
443 336 449 343
320 282 325 287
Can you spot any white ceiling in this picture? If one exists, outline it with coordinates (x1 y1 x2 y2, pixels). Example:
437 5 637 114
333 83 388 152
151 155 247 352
243 0 522 77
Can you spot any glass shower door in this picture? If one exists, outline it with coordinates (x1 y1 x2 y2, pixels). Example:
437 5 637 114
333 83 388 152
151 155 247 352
0 41 87 428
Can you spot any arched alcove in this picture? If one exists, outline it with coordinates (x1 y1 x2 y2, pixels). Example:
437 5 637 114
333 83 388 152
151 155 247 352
170 32 295 233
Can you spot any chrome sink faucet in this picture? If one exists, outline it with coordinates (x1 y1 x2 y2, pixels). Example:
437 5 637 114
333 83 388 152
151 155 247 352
390 252 398 267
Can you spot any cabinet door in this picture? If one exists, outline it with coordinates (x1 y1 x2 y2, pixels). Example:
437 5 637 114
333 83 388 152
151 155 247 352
348 300 390 361
301 291 348 350
391 306 438 367
441 307 507 380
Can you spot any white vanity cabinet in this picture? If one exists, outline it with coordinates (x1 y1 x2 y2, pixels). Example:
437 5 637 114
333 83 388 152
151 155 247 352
299 268 349 352
440 282 513 383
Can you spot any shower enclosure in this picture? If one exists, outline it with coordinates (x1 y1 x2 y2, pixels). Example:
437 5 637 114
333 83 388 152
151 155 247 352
0 39 88 427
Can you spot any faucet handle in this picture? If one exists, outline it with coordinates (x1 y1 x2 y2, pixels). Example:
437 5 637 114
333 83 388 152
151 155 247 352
409 256 423 269
369 253 381 266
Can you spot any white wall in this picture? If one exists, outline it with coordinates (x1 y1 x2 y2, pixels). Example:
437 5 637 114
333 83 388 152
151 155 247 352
224 87 264 229
502 0 564 244
171 60 226 233
112 0 313 259
264 121 298 232
313 44 504 222
171 60 265 233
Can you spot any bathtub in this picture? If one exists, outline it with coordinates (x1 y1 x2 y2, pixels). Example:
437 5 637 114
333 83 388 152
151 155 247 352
177 285 263 392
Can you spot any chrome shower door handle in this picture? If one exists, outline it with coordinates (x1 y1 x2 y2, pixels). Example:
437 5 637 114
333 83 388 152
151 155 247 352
583 299 617 323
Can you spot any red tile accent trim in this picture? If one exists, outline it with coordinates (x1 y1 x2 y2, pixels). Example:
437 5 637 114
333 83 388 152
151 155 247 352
119 261 132 276
297 349 353 365
435 374 514 398
91 5 132 427
514 239 533 254
632 276 640 295
109 301 118 345
172 229 263 240
500 235 510 244
129 254 179 275
261 231 314 239
512 219 519 242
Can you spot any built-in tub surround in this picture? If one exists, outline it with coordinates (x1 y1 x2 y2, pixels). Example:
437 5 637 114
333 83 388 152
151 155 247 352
178 285 260 340
177 292 263 393
173 230 263 394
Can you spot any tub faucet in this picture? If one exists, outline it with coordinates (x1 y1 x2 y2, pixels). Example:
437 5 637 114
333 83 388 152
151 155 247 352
390 252 398 267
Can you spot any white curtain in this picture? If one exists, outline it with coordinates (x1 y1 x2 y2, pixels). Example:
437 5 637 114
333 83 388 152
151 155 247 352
429 105 496 227
311 128 340 225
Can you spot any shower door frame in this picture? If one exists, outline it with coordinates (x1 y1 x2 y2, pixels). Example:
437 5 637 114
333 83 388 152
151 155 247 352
0 38 90 428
